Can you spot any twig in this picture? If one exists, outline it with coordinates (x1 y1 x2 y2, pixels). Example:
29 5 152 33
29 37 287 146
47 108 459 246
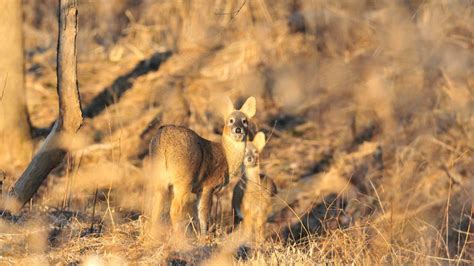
265 120 278 145
441 165 461 185
430 137 464 156
444 176 452 259
368 178 385 215
90 188 99 233
456 209 473 265
395 244 472 264
0 73 7 102
214 0 247 17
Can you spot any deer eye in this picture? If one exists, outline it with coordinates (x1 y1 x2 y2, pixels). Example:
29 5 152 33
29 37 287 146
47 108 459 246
242 118 248 125
229 118 234 124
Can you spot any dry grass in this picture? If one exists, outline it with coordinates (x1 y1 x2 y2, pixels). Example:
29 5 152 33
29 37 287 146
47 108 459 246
0 0 473 264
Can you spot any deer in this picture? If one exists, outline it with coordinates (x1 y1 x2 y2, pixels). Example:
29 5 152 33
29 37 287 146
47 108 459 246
232 132 277 241
147 96 256 236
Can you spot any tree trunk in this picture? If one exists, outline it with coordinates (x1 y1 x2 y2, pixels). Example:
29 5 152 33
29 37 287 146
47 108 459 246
5 0 82 212
0 0 33 172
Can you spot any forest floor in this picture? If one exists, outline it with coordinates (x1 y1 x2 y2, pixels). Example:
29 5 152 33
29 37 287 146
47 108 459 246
1 1 473 264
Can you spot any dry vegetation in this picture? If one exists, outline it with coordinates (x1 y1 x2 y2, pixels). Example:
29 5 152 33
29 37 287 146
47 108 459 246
1 0 473 264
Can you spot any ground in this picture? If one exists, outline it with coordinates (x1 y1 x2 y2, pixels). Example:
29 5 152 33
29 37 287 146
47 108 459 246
0 0 473 264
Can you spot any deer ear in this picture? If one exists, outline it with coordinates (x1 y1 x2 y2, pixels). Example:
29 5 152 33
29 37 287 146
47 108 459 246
253 132 266 152
217 96 235 119
240 96 256 119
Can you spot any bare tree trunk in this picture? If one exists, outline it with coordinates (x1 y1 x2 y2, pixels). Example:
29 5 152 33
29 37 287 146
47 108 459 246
5 0 82 212
0 0 33 172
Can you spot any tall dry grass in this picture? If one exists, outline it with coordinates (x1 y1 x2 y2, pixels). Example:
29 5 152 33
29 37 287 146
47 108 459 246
0 0 472 264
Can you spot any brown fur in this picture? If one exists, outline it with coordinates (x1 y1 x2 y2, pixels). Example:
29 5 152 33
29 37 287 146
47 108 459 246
232 132 277 241
148 97 256 235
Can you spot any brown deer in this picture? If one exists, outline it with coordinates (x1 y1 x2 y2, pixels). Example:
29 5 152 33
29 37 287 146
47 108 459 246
232 132 277 241
147 97 256 235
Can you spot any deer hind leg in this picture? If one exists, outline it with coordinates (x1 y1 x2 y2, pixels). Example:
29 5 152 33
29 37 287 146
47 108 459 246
146 183 172 238
170 186 195 233
144 162 170 236
152 183 171 223
197 188 213 235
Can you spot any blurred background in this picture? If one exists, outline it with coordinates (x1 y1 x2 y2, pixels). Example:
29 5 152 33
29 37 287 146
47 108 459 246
0 0 472 264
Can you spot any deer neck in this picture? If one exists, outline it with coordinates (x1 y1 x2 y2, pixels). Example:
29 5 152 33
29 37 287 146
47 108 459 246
221 135 246 178
245 165 261 186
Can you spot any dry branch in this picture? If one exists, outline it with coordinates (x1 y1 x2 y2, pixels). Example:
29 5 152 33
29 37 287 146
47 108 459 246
5 0 82 212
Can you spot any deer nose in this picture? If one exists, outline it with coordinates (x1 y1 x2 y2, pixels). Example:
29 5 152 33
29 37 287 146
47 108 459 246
234 127 242 134
247 157 252 162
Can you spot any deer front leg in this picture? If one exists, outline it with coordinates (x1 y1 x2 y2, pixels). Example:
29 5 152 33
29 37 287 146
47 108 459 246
256 214 266 242
242 216 254 238
231 182 244 226
198 188 213 235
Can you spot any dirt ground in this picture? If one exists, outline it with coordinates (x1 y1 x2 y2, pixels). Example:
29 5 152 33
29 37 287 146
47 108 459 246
0 0 473 264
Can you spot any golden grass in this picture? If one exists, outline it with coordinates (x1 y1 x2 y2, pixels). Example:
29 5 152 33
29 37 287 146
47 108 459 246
0 0 472 264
